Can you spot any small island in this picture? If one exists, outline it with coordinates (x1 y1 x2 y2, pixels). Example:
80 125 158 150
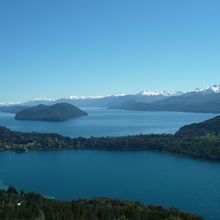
15 103 88 122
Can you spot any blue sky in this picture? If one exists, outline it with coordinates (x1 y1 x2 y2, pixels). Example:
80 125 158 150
0 0 220 102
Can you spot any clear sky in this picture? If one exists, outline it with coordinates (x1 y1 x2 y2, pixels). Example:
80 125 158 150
0 0 220 102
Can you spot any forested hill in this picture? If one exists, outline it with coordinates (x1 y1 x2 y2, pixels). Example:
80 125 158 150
15 103 88 122
176 115 220 137
0 187 203 220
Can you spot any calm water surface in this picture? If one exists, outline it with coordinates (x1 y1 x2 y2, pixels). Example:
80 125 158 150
0 109 218 220
0 108 215 137
0 150 220 220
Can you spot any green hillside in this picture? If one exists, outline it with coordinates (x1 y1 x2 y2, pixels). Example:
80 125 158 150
15 103 88 122
0 187 202 220
176 115 220 137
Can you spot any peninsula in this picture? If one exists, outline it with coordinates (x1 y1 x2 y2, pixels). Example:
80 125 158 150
1 115 220 161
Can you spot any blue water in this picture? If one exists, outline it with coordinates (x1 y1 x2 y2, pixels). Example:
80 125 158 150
0 108 215 137
0 109 218 220
0 150 220 220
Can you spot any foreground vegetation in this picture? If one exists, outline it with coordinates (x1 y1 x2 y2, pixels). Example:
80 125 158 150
0 187 202 220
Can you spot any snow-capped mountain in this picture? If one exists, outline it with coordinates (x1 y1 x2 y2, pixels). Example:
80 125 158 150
185 85 220 96
21 92 170 107
0 101 21 106
115 84 220 113
32 98 55 101
138 90 183 96
2 84 220 108
1 84 220 114
137 85 220 97
23 98 55 106
66 93 126 100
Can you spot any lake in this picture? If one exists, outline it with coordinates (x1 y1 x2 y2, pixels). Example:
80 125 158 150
0 108 218 220
0 150 220 220
0 108 215 137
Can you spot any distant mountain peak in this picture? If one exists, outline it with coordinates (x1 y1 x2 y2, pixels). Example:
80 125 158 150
0 101 21 106
66 95 108 100
66 93 126 100
112 93 127 97
188 84 220 95
3 84 220 107
137 90 183 97
32 98 55 102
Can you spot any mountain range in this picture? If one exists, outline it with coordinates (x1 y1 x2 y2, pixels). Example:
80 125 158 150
1 85 220 114
110 85 220 113
21 92 173 107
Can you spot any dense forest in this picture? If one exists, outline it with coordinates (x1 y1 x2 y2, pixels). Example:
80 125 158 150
176 115 220 137
0 187 202 220
1 117 220 161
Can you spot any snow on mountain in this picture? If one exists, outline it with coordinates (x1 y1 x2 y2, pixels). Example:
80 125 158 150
137 90 183 97
189 85 220 95
22 98 55 106
28 91 177 103
137 85 220 98
3 84 220 107
138 85 220 97
112 93 127 97
32 98 55 101
66 96 105 100
0 101 21 106
26 85 220 103
66 93 126 100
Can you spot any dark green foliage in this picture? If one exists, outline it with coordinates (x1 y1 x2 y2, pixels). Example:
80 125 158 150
15 103 88 122
176 115 220 137
7 186 18 194
0 188 203 220
1 122 220 161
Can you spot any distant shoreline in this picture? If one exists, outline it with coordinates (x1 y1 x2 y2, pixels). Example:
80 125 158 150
1 123 220 162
